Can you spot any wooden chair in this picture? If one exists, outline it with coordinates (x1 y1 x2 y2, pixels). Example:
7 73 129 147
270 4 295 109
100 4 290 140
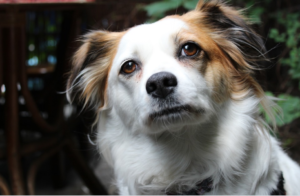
0 3 107 195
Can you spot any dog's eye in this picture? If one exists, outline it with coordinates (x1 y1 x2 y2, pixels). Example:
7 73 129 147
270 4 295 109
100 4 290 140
181 43 199 57
121 61 137 74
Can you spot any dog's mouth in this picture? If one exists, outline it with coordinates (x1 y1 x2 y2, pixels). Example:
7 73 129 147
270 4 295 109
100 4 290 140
149 105 198 121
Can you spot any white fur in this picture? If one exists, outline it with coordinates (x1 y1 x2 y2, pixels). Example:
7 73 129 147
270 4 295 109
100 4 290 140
88 18 300 195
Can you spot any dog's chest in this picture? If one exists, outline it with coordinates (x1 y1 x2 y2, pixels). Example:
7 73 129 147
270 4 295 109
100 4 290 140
104 130 218 192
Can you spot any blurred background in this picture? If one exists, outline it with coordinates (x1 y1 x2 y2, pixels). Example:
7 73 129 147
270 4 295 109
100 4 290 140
0 0 299 194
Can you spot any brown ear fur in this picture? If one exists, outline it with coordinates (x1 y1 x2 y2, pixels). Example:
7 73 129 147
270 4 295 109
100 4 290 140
189 0 267 99
194 0 278 128
67 31 123 110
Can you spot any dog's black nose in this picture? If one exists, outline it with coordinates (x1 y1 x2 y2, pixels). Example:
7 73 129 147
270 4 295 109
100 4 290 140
146 71 177 98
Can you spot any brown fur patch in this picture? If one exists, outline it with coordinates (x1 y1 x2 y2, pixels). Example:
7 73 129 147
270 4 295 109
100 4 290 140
67 30 125 110
176 0 267 102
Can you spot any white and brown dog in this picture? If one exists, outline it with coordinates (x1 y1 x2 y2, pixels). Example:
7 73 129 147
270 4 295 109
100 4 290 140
67 0 300 194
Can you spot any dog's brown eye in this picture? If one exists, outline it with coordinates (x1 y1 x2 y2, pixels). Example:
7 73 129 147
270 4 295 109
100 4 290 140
181 43 199 57
121 61 137 74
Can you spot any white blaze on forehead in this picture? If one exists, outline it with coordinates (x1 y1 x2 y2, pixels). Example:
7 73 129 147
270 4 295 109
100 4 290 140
112 18 188 70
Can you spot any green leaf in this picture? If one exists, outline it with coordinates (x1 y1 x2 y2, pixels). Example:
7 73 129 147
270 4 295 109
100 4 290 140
276 94 300 126
248 6 264 24
143 0 183 18
269 28 286 43
261 92 300 126
182 0 198 10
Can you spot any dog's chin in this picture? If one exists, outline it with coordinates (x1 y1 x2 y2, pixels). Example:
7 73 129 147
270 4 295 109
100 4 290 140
146 105 205 130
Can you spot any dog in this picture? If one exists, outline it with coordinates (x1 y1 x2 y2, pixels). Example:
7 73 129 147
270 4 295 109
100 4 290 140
67 0 300 194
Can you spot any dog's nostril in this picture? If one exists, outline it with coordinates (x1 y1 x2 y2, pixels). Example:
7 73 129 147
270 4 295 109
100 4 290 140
147 82 157 94
146 71 178 98
163 77 177 87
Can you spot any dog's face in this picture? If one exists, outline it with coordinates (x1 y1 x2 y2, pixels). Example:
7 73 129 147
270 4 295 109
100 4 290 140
109 18 215 132
67 0 266 134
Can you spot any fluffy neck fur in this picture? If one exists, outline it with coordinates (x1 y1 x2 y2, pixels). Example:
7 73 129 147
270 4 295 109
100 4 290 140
97 95 281 194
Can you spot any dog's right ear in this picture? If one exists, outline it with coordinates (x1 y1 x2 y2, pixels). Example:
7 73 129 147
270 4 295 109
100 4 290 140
67 30 123 110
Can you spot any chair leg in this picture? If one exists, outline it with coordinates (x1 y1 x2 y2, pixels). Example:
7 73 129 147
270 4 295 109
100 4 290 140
4 13 26 195
0 175 11 195
27 140 67 195
64 138 107 195
0 28 3 88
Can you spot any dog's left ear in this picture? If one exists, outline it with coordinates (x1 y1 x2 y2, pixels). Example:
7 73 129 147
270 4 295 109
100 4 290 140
67 31 122 110
193 0 268 99
195 0 266 70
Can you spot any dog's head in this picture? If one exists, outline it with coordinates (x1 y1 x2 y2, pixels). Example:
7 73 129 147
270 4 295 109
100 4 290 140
67 0 267 133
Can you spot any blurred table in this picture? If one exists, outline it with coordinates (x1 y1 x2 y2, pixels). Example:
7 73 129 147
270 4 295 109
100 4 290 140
0 1 107 195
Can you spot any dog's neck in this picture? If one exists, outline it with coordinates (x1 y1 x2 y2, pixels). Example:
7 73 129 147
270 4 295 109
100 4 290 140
99 96 280 194
146 97 261 190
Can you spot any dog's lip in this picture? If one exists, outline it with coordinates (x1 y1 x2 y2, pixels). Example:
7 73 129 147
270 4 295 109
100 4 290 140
149 105 194 120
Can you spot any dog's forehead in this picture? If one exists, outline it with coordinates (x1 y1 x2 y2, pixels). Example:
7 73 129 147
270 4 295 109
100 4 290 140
115 17 188 62
124 17 187 40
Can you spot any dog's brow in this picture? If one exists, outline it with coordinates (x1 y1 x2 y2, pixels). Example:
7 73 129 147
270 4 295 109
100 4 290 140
173 29 196 45
174 32 181 46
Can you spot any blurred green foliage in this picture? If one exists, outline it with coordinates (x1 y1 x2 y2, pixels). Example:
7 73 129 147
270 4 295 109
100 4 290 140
143 0 268 23
261 93 300 126
143 0 198 22
269 12 300 85
143 0 300 127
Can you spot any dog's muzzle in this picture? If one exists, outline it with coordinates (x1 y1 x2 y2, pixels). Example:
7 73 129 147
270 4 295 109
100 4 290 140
145 71 203 125
146 72 193 123
146 71 177 99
